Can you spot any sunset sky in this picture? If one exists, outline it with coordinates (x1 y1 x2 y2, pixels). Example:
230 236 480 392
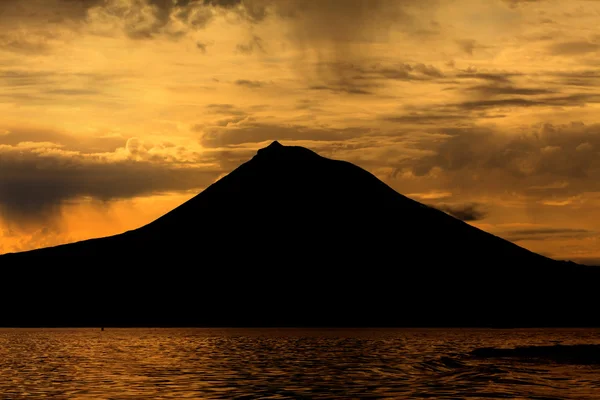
1 0 600 265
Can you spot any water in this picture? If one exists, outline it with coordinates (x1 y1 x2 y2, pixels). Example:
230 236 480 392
0 328 599 399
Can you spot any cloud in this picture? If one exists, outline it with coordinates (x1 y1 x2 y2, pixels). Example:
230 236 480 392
502 228 594 242
268 0 418 43
235 79 265 88
0 0 105 53
399 122 600 200
528 181 570 191
417 68 600 118
549 70 600 88
203 103 249 117
0 0 434 58
455 39 489 56
434 203 488 221
203 0 439 41
548 41 600 56
81 0 261 40
359 62 445 81
0 69 127 109
235 35 265 55
0 0 103 24
0 140 226 223
202 0 242 6
196 41 208 53
568 257 600 267
300 61 445 95
0 0 443 98
0 33 55 55
191 104 253 130
383 111 470 125
199 121 370 147
0 0 243 43
454 94 598 111
0 126 126 153
463 84 555 96
500 0 546 8
408 191 452 200
86 0 201 39
455 71 519 83
235 0 440 92
308 84 375 95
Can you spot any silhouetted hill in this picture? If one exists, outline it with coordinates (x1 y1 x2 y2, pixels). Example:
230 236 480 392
1 141 598 327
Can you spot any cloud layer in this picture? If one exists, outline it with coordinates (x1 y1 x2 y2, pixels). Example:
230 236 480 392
2 0 600 263
0 137 225 223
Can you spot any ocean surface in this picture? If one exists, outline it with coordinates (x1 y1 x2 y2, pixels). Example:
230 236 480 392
0 328 599 399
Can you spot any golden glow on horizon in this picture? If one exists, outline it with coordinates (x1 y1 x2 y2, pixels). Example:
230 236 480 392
2 0 600 264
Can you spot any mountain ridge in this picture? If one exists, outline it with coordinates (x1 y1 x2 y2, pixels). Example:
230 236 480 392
0 141 598 328
0 141 589 265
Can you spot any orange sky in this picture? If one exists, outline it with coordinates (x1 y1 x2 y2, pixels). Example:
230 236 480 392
1 0 600 265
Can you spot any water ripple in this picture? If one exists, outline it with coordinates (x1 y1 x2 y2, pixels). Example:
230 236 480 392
0 328 598 399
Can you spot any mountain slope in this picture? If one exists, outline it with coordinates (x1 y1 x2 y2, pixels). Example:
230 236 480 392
0 141 598 327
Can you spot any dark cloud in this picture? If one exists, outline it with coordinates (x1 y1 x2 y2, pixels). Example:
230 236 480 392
463 84 555 96
0 70 55 87
548 41 600 56
308 84 374 95
200 121 370 147
202 0 439 36
382 80 574 123
0 0 103 24
235 35 265 55
436 69 600 117
403 122 600 196
268 0 416 41
204 103 248 116
0 34 54 55
45 89 102 96
454 94 599 111
358 62 445 81
0 69 126 107
548 70 600 88
301 61 445 95
295 98 323 112
95 1 203 39
383 112 468 124
235 79 265 88
0 0 241 38
0 127 125 153
455 71 520 83
0 0 436 47
0 0 215 50
202 0 242 6
0 0 442 95
238 0 440 92
568 257 600 267
0 127 72 146
527 180 570 192
196 42 208 53
433 203 488 221
0 1 100 54
0 142 225 223
500 0 546 8
455 39 486 56
19 0 230 41
502 228 594 242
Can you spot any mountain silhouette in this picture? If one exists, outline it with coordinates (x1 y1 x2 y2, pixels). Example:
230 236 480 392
1 141 598 327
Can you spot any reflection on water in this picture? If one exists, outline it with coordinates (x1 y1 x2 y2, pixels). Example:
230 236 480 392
0 328 599 399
